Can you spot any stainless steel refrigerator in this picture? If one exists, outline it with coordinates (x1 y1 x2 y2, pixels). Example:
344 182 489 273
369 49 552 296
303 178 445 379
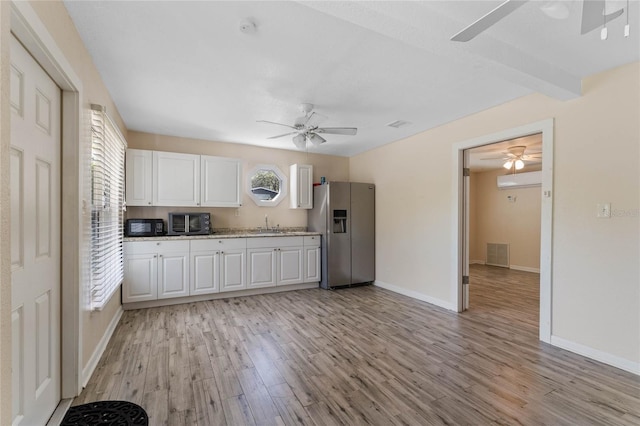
308 182 375 289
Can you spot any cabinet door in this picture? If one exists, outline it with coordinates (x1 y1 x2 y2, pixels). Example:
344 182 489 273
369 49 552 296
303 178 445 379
220 249 246 292
247 248 277 289
158 252 190 299
125 149 153 206
278 246 304 286
201 156 242 207
304 246 321 283
190 250 220 295
290 164 313 209
153 151 200 206
123 253 158 303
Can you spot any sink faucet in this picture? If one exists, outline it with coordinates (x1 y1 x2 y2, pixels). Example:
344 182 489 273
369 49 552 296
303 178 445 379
264 215 269 231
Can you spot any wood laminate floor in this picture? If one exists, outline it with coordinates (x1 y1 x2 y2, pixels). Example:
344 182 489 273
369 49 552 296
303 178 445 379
74 265 640 425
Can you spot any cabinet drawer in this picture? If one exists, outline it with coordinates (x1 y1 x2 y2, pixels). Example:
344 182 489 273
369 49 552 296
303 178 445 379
190 238 246 252
124 240 190 254
303 235 321 247
247 236 303 249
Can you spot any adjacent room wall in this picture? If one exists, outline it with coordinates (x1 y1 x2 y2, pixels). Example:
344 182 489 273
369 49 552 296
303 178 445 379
349 62 640 370
470 169 541 272
126 131 350 230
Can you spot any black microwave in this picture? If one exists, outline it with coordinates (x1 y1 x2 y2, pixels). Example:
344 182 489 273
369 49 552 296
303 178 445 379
125 219 165 237
167 212 211 236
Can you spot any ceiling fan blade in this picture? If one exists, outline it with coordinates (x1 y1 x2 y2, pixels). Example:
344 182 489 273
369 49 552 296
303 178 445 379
267 131 298 139
580 0 624 35
256 120 297 130
451 0 528 42
315 127 358 136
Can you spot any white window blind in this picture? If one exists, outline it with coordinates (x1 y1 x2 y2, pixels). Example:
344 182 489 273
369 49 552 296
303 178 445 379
90 104 127 310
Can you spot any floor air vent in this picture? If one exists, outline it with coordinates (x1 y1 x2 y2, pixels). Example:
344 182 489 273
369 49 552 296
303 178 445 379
486 243 509 268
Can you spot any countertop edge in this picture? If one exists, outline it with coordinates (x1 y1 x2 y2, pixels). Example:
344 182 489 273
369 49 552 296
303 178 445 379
124 232 322 242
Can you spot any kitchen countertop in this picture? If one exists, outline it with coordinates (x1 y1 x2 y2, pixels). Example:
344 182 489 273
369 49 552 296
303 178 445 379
124 231 321 242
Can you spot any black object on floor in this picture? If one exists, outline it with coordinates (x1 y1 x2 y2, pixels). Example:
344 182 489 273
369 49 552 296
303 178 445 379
61 400 148 426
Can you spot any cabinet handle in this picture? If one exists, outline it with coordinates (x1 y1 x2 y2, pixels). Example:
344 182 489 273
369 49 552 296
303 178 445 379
148 202 151 205
154 255 157 258
221 251 224 254
159 255 163 257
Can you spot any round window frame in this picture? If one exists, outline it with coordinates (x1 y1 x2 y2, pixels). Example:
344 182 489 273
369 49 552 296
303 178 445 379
246 164 288 207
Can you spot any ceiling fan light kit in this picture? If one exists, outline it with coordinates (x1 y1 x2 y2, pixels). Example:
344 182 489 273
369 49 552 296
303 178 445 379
258 103 357 150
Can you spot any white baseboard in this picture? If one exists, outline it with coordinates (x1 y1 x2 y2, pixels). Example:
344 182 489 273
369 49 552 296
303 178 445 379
374 280 456 311
510 264 540 273
82 306 124 387
550 335 640 376
470 260 485 265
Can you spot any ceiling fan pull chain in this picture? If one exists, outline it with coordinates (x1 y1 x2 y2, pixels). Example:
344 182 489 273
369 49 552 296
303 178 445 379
625 0 630 37
601 0 608 40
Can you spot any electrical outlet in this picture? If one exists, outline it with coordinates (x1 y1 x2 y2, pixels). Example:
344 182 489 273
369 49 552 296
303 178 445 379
597 203 611 218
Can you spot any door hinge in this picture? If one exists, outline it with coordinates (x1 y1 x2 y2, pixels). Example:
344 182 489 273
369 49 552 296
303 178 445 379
462 275 469 285
463 168 470 177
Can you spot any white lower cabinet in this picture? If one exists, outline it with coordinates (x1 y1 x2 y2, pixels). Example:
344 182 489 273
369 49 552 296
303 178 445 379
247 237 304 288
123 235 320 305
191 238 246 294
303 235 321 283
123 240 190 303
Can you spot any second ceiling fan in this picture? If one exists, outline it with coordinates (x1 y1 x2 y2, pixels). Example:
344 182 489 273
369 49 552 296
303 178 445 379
258 103 357 149
451 0 626 42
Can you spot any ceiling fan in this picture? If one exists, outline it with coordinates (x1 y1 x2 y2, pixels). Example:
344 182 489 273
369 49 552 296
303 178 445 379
482 145 542 170
257 103 357 149
451 0 626 42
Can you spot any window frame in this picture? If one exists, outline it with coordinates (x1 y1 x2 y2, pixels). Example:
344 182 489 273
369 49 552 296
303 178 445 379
246 164 288 207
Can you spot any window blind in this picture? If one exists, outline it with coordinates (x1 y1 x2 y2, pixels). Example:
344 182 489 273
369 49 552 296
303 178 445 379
90 104 127 310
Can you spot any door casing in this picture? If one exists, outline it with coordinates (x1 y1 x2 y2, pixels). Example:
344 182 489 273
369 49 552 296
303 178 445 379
452 119 554 343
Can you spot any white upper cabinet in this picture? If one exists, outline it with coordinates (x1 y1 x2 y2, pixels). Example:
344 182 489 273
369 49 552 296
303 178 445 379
126 149 242 207
125 149 153 206
201 155 242 207
153 151 201 206
290 164 313 209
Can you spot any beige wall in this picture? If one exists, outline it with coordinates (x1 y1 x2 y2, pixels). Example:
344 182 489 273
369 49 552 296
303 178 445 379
126 131 349 229
350 62 640 366
469 169 541 270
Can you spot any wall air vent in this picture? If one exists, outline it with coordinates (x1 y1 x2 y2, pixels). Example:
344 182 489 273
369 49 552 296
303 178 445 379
486 243 509 268
386 120 411 129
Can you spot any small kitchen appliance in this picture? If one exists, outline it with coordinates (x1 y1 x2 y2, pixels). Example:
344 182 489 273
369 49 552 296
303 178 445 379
125 218 165 237
167 212 211 236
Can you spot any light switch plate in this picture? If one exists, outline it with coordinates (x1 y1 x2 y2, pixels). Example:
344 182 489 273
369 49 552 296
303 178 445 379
597 203 611 218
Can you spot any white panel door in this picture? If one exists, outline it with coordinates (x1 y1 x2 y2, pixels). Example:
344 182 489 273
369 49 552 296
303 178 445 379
247 248 277 289
10 35 61 425
220 249 246 292
158 253 189 299
190 251 220 295
278 247 304 286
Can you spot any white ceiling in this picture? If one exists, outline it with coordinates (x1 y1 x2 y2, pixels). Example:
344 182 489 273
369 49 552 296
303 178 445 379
63 1 639 157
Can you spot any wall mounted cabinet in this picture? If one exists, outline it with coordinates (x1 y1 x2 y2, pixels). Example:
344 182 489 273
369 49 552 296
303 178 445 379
201 155 242 207
125 149 242 207
125 149 153 206
290 164 313 209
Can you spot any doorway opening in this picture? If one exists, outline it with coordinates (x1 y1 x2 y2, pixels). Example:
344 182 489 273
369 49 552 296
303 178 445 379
452 119 553 343
464 135 543 330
